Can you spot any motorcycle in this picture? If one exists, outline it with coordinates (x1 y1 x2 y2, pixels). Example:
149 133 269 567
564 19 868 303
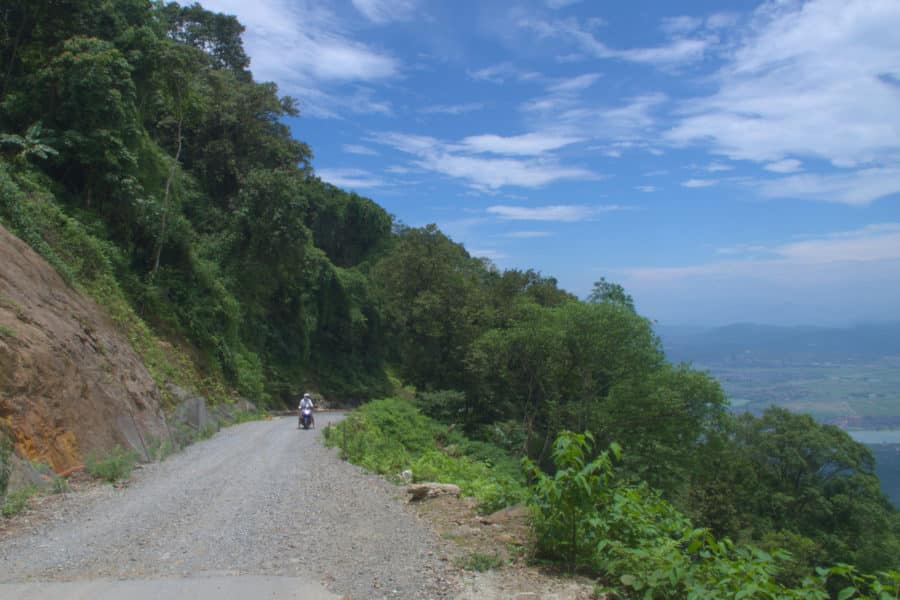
299 407 314 429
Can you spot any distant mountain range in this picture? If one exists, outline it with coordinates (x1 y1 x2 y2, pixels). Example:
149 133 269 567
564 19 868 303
656 322 900 365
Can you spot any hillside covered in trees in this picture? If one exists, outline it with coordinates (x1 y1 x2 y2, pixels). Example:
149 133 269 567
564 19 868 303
1 0 897 588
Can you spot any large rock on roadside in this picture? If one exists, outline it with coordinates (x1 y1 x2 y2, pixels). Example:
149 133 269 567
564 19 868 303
406 483 461 502
0 224 167 478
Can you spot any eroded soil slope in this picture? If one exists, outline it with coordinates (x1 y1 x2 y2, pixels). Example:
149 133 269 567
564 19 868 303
0 224 166 473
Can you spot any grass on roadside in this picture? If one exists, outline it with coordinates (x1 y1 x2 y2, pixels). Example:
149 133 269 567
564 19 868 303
323 398 526 513
1 485 36 517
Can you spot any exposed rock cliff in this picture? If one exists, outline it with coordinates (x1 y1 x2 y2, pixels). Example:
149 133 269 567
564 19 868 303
0 224 167 473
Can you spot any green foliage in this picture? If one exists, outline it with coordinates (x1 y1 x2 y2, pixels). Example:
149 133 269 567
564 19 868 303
0 426 12 497
456 551 504 572
85 446 138 483
529 432 898 599
324 399 526 512
0 324 14 338
587 277 635 313
1 485 35 517
416 389 467 423
525 431 621 572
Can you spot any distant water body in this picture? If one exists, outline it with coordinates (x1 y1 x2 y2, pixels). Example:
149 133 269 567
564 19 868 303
848 430 900 444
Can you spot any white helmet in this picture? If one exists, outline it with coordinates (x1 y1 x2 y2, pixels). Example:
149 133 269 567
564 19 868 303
303 392 312 399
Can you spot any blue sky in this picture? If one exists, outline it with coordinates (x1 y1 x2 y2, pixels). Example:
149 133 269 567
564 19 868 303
197 0 900 326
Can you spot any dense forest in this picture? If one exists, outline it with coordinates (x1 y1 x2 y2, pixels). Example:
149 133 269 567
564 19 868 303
1 0 897 589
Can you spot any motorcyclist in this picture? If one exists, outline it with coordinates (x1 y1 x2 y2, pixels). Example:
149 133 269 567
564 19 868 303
298 392 315 429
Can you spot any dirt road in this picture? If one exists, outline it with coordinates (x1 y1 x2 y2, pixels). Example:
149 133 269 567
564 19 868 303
0 414 457 599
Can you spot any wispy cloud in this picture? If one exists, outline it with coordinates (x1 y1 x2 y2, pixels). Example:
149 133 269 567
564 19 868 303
665 0 900 198
198 0 397 117
374 131 597 190
505 230 553 238
520 16 711 67
757 167 900 206
343 144 379 156
623 223 900 325
351 0 416 23
682 178 717 188
546 0 581 9
468 62 541 84
625 223 900 285
487 204 626 221
470 248 510 260
316 168 384 189
764 159 802 174
420 102 485 115
636 185 657 193
460 132 584 156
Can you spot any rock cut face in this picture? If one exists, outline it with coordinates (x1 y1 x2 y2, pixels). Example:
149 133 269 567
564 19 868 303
0 224 167 473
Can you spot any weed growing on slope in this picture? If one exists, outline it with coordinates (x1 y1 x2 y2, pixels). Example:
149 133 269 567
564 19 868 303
1 485 36 517
85 446 138 483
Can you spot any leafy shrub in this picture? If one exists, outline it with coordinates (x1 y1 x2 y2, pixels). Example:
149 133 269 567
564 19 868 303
325 398 526 513
527 431 900 599
416 389 466 423
85 446 138 483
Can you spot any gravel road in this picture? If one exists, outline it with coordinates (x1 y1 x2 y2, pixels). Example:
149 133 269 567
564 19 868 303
0 414 458 599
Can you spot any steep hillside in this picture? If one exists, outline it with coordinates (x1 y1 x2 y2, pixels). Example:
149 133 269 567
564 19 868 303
0 224 166 472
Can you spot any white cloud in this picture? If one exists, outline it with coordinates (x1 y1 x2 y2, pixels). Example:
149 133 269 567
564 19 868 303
505 231 553 238
757 167 900 205
468 62 541 84
682 178 717 188
375 131 597 189
625 223 900 284
706 12 739 30
352 0 416 23
706 162 734 172
460 132 584 156
416 154 594 189
547 73 602 93
520 16 711 67
661 16 702 36
420 102 485 115
488 204 626 221
197 0 397 117
470 249 510 260
764 159 802 173
621 224 900 326
546 0 581 9
636 185 657 193
343 144 379 156
666 0 900 175
316 168 384 189
522 91 667 142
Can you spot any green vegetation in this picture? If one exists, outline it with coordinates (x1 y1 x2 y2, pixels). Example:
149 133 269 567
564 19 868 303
1 485 36 517
323 398 525 513
529 431 900 599
456 551 504 572
0 426 12 497
85 446 138 483
1 2 897 594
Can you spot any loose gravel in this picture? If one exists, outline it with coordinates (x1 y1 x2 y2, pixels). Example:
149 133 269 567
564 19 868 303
0 414 459 599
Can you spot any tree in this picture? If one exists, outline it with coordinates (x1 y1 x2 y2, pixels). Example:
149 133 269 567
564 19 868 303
587 277 635 313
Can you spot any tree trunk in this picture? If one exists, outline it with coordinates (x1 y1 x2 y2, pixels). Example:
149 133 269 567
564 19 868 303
153 116 182 275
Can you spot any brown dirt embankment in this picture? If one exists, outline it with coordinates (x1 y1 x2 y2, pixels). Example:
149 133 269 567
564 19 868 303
0 224 166 474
